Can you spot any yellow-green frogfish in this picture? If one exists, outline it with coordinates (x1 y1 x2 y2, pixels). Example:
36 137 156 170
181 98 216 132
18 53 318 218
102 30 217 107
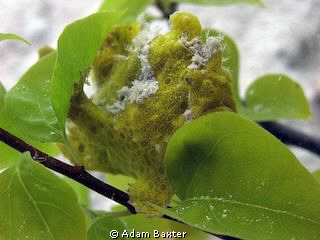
61 12 237 215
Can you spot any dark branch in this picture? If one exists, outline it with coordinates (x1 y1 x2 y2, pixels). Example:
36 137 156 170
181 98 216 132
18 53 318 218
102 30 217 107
259 121 320 156
0 127 240 240
0 127 136 214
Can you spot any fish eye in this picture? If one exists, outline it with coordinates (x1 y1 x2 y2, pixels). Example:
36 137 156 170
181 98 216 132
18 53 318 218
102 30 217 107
184 76 192 84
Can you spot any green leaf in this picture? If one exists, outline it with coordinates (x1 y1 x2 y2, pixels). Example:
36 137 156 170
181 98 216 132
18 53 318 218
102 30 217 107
5 51 65 143
173 0 263 6
0 153 86 240
204 29 240 105
63 177 90 207
164 112 320 239
240 74 311 121
0 33 31 45
99 0 152 23
1 81 59 169
50 11 123 130
313 169 320 184
87 217 126 240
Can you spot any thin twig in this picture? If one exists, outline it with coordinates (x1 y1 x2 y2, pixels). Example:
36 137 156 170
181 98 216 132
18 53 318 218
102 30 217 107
259 121 320 156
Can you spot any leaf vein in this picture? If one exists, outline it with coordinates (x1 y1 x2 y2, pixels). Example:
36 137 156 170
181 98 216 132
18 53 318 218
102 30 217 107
16 166 56 240
186 197 320 225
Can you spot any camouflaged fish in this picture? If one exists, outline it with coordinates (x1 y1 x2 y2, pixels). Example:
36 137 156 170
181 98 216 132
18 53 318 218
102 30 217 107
61 12 237 215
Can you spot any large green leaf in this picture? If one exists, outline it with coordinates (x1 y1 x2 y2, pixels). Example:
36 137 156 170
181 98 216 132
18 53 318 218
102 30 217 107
240 74 311 121
5 51 65 143
0 153 86 240
50 11 123 129
173 0 263 6
0 33 30 45
204 29 240 105
0 81 59 169
163 112 320 239
99 0 152 23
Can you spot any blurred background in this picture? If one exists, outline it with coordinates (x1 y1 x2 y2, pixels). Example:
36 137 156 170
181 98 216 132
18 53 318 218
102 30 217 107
1 1 320 238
